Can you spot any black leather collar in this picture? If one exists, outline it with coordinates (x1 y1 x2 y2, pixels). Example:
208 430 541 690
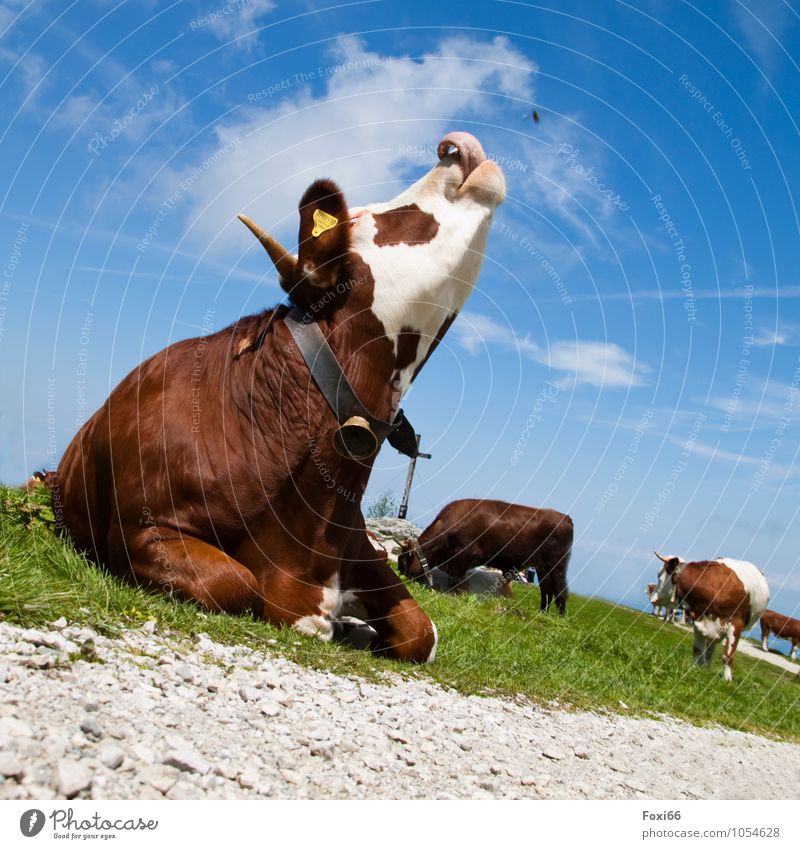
284 306 420 459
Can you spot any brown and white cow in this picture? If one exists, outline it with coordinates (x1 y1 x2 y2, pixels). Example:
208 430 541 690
398 499 573 614
49 132 505 663
760 609 800 661
651 552 769 681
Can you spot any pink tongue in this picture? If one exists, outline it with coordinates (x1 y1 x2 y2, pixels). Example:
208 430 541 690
436 132 487 183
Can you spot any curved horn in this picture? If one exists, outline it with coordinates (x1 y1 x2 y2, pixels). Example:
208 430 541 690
238 214 297 282
653 551 670 564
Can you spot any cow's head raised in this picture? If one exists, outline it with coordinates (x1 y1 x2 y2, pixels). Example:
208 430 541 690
240 131 506 400
650 551 685 606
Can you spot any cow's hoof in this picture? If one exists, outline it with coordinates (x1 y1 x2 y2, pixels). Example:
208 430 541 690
331 617 379 651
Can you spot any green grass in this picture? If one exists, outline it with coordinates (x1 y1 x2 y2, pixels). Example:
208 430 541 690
2 484 798 740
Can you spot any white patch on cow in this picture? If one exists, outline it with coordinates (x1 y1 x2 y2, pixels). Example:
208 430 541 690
762 634 769 652
717 557 770 626
692 616 725 666
723 662 733 682
650 565 680 617
351 157 505 396
426 621 438 663
292 573 341 642
791 645 798 661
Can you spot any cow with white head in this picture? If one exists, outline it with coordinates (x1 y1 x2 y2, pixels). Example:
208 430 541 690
651 552 769 681
52 132 505 663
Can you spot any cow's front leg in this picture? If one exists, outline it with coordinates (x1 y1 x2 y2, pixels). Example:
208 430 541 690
112 524 264 615
234 535 343 640
340 532 437 663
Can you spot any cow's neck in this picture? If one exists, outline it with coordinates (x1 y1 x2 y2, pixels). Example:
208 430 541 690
315 235 485 421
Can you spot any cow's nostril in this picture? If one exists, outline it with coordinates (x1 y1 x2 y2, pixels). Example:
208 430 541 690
436 131 487 184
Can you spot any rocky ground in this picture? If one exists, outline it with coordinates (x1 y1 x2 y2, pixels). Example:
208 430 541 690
1 619 799 800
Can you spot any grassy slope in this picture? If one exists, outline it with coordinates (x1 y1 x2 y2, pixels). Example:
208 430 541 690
1 485 798 741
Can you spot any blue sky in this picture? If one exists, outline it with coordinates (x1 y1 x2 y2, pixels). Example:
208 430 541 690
1 0 799 628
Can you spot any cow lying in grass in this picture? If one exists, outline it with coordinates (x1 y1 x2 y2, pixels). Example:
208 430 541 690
47 132 506 662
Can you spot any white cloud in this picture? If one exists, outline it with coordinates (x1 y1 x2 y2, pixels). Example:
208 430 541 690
454 311 539 357
545 339 648 389
752 325 796 347
732 0 793 75
165 34 535 250
197 0 276 52
454 311 646 389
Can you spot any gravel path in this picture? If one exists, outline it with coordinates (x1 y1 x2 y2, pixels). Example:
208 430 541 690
1 620 799 800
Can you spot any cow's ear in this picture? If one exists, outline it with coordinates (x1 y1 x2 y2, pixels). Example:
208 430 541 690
666 557 681 573
295 179 351 293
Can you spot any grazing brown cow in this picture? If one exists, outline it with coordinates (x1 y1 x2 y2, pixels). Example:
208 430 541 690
398 499 573 614
760 609 800 661
651 553 769 681
48 132 506 662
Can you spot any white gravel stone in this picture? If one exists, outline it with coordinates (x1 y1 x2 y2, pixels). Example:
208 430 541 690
56 759 93 798
98 743 125 770
1 619 799 800
163 748 211 775
0 752 25 779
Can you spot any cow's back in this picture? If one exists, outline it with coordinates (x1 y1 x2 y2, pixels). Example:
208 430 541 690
717 558 769 627
422 498 571 566
56 311 284 568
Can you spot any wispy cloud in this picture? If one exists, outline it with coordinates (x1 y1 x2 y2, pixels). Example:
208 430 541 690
731 0 795 76
752 325 797 347
166 34 536 250
195 0 276 52
558 285 800 304
454 311 647 389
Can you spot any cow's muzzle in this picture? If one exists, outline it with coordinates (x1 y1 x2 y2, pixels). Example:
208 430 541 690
437 131 487 186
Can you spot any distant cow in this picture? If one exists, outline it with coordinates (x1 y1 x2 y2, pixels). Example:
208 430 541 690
398 499 573 614
760 609 800 661
651 552 769 681
647 581 684 623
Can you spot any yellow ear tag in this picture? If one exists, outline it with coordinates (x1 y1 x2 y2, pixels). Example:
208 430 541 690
311 208 338 237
